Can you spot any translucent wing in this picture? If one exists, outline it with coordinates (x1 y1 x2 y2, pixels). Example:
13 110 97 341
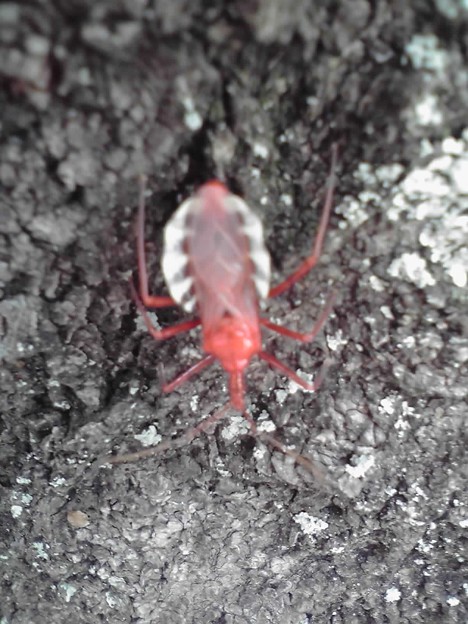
162 184 270 327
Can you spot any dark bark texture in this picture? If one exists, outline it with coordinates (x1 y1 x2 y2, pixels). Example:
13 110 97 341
0 1 467 623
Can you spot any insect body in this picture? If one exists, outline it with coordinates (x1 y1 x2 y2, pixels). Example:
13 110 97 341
132 146 338 413
162 181 269 409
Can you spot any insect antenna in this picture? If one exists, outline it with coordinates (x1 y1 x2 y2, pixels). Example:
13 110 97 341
107 400 329 485
107 402 231 464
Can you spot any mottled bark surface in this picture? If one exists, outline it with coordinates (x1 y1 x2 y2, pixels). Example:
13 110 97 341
0 1 467 623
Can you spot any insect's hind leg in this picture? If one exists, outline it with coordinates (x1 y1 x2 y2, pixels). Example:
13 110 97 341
136 174 175 308
268 143 338 299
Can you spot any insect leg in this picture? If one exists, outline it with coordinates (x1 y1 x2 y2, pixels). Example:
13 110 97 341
268 143 338 299
162 355 216 393
258 351 331 392
137 174 176 308
107 402 231 464
260 290 336 343
131 277 201 340
239 409 327 482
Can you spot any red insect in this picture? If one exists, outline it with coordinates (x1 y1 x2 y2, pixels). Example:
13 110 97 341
115 145 337 465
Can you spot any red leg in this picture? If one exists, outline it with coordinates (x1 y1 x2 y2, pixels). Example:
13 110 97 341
162 355 216 393
131 278 201 341
258 351 331 392
268 143 338 299
137 174 176 308
260 290 336 343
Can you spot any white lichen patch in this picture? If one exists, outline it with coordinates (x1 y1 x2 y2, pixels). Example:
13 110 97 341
128 382 139 396
374 163 405 184
11 505 23 518
50 476 66 488
447 596 460 607
287 370 315 394
337 160 404 229
385 586 401 603
32 541 49 560
136 310 161 332
327 328 347 352
16 476 31 485
379 395 398 416
369 275 386 292
134 424 162 447
335 196 369 228
441 136 465 155
293 512 329 536
409 139 468 289
184 109 202 131
190 393 199 412
345 454 375 479
436 0 468 17
58 582 78 603
256 410 277 433
253 141 269 159
179 344 201 360
388 252 436 288
220 414 249 441
415 94 444 126
177 77 203 131
394 413 411 434
447 263 467 288
406 33 449 73
403 32 456 132
280 193 293 206
401 166 452 200
274 389 288 405
380 305 393 320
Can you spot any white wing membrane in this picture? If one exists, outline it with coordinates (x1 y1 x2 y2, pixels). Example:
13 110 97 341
225 195 271 301
161 198 196 312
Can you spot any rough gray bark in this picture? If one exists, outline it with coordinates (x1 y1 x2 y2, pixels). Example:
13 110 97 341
1 1 467 623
